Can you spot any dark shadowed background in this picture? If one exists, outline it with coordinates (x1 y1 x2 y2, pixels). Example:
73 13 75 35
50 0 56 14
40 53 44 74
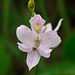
0 0 75 75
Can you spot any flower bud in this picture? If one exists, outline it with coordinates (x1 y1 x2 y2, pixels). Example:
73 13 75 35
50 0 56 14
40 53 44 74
28 0 35 17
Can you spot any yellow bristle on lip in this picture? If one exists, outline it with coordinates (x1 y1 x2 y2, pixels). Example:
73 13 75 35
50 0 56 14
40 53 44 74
35 24 41 31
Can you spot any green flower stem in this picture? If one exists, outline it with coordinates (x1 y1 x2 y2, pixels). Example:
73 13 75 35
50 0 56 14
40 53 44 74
35 65 38 75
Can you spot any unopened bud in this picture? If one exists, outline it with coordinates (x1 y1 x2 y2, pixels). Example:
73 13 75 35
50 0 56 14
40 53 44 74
28 0 35 17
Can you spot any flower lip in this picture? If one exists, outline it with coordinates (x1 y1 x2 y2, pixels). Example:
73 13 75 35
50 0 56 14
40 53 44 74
29 14 46 33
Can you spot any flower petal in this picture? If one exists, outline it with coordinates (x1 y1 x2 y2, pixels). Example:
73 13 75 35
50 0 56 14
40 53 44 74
26 51 40 71
29 14 45 31
42 23 52 33
30 14 45 26
16 25 36 43
39 46 52 58
17 42 33 52
54 19 63 32
41 31 61 49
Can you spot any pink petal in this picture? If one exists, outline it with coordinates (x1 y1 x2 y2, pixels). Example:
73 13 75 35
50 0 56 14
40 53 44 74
42 23 52 33
26 51 40 71
16 25 36 43
17 42 33 52
41 31 61 49
29 14 45 31
54 19 63 32
39 46 52 58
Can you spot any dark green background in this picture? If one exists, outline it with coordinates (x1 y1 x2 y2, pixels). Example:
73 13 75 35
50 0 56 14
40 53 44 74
0 0 75 75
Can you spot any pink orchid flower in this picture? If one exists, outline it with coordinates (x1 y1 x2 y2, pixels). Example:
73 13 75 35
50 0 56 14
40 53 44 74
16 14 63 71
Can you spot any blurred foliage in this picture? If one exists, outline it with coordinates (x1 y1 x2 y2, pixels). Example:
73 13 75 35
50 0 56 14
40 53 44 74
0 38 11 75
0 0 75 75
38 61 75 75
63 30 75 60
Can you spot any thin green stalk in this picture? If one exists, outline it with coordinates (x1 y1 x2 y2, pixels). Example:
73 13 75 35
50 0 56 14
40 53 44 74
35 65 38 75
57 0 70 36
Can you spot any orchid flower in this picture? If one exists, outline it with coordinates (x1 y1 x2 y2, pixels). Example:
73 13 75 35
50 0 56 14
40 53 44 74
16 14 63 71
